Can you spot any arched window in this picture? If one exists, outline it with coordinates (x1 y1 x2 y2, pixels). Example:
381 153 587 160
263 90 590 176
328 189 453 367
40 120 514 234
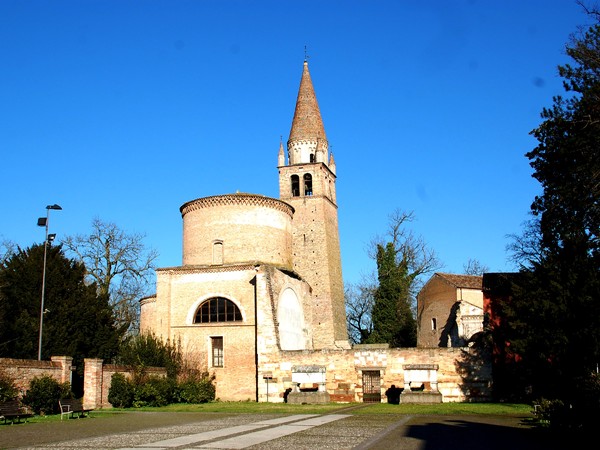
309 153 315 163
291 175 300 197
303 173 313 196
194 297 242 323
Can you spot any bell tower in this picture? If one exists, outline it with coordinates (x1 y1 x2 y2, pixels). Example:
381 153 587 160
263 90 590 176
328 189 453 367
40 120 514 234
278 60 349 349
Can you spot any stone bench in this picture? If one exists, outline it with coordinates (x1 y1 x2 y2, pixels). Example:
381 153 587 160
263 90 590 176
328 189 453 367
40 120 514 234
287 365 329 404
401 364 443 404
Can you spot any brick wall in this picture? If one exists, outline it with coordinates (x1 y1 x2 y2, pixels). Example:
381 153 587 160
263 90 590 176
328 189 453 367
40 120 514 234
149 265 260 401
90 362 167 409
1 344 491 406
0 356 73 397
0 357 166 410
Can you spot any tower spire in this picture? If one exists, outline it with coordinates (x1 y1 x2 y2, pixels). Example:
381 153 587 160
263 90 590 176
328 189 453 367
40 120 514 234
278 136 285 166
287 59 328 165
278 60 347 348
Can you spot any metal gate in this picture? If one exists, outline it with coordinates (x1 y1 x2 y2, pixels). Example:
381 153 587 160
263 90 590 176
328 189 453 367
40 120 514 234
362 370 381 403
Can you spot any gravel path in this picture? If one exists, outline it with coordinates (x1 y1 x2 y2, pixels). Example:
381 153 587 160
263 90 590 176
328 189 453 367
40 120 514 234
0 410 584 450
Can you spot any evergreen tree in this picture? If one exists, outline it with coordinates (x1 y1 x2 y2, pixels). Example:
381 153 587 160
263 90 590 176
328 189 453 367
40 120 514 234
505 14 600 402
368 242 417 347
359 209 440 347
0 244 123 368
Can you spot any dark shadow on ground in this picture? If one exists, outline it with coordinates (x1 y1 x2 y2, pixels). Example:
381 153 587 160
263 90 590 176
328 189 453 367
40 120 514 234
404 416 589 450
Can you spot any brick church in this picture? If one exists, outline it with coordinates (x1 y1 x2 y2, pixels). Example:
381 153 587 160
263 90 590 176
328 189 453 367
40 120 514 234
140 60 492 403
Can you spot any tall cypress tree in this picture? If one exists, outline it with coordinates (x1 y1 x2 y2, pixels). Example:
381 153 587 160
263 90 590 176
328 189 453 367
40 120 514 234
368 242 417 347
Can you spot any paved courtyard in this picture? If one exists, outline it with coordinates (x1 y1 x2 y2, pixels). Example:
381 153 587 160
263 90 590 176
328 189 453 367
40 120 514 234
0 410 585 450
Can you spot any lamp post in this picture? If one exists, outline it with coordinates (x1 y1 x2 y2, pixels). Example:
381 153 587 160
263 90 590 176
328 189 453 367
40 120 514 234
37 204 62 361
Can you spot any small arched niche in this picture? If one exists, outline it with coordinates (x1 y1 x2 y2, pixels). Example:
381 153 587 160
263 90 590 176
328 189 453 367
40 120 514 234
212 240 223 265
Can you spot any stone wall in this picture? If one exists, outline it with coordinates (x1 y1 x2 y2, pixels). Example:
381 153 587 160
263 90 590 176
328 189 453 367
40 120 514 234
1 346 491 406
257 345 492 403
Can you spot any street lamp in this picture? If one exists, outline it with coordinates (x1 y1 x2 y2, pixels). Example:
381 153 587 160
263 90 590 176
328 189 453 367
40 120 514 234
37 204 62 361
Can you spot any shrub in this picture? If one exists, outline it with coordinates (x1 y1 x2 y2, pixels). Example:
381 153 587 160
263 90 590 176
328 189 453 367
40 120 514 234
23 375 71 415
0 369 18 401
533 372 600 432
116 332 182 379
108 373 133 408
132 376 176 407
177 380 215 404
532 398 564 426
111 335 216 408
176 372 216 404
566 372 600 431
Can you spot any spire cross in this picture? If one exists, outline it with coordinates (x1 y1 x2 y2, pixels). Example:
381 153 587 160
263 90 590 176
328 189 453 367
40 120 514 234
304 45 310 62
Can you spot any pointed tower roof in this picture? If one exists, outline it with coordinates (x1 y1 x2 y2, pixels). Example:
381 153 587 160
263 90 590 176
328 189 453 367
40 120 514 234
328 151 336 175
289 60 327 145
278 137 285 166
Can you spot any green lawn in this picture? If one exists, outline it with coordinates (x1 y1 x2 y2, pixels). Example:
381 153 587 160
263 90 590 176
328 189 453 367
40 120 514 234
351 402 532 415
16 401 534 425
117 401 533 416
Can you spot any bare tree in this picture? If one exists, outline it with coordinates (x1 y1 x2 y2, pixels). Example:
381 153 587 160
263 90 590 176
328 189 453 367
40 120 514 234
506 216 545 269
0 238 16 265
576 1 600 21
368 209 442 302
345 273 377 344
462 258 490 275
344 209 442 346
62 218 158 334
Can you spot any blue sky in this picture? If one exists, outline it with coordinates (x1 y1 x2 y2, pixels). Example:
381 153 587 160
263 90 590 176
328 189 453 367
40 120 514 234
0 0 591 287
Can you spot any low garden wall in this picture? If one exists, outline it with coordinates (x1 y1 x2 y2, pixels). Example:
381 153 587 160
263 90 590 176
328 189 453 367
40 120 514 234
83 358 166 409
0 356 73 396
0 357 166 410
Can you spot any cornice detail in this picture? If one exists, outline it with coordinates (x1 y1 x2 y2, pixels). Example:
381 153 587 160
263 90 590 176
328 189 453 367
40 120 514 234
157 263 258 275
157 262 296 275
180 193 294 218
